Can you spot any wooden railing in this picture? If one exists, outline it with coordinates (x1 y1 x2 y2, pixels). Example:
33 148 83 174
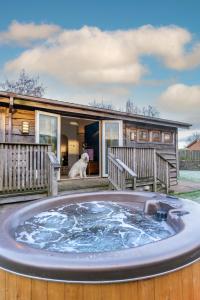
156 153 170 193
0 143 60 197
108 152 137 190
109 147 172 192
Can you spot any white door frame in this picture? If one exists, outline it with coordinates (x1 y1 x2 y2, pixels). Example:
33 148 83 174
102 120 123 177
35 110 61 163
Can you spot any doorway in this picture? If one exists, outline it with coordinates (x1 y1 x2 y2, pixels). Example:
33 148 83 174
60 116 100 178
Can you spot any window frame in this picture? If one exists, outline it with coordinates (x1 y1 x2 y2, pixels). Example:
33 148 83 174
163 132 173 144
130 129 137 141
152 130 162 143
138 129 149 142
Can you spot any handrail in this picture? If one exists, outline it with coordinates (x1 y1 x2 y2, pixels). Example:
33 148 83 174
115 158 137 177
156 152 175 168
108 153 137 177
108 153 124 172
108 152 137 191
156 153 170 193
109 146 173 193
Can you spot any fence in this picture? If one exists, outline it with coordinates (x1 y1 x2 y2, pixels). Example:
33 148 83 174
179 149 200 170
0 143 59 196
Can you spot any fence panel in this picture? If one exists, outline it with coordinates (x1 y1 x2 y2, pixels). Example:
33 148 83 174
0 143 50 194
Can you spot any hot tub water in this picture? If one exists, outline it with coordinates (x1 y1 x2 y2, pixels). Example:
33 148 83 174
15 201 175 253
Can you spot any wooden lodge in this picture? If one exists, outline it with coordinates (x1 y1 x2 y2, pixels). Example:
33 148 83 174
0 91 191 198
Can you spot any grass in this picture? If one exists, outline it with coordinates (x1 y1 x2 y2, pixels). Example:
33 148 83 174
171 190 200 203
179 170 200 183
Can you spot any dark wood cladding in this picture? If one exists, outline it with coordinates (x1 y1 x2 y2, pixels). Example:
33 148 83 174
124 121 178 185
124 121 176 147
1 107 35 143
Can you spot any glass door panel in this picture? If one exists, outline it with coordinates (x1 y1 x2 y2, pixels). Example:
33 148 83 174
36 111 60 161
102 120 123 176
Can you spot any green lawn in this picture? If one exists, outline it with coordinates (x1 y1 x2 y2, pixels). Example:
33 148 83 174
172 190 200 203
179 170 200 183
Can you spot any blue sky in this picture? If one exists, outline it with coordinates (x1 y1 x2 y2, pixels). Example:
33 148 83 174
0 0 200 146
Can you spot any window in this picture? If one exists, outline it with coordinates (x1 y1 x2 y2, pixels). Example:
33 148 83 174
152 131 161 142
164 132 173 143
130 130 137 141
139 130 149 141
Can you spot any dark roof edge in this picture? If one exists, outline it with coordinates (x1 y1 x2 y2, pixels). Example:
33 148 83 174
0 91 192 129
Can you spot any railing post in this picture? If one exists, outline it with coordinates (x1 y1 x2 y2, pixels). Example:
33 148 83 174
166 162 169 194
132 177 136 190
153 149 157 192
47 152 60 196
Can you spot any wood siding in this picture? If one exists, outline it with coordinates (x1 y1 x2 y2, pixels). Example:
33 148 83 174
0 107 6 142
4 108 35 143
124 122 178 185
0 261 200 300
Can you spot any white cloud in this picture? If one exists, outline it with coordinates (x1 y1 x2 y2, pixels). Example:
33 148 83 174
0 21 61 46
158 83 200 125
178 128 200 149
2 23 200 86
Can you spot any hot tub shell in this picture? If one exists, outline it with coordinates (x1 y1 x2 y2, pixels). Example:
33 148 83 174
0 191 200 284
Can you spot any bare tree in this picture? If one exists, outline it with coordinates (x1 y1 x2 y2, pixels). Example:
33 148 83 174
0 69 45 97
142 105 160 118
126 99 141 114
90 99 160 118
126 100 159 117
187 132 200 143
89 99 115 110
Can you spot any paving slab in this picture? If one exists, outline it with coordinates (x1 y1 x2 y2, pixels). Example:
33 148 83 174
172 180 200 193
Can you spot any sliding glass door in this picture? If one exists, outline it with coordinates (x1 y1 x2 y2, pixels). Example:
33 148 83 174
36 111 60 162
102 120 123 176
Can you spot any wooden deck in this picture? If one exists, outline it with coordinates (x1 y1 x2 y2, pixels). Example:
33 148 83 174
0 143 178 202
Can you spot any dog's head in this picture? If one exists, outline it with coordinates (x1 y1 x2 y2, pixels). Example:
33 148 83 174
81 152 89 163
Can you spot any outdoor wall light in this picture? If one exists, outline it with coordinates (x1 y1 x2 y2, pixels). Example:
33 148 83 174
70 121 79 126
22 121 30 134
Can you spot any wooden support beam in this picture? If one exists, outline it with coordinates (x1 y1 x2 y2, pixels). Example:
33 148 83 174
0 108 6 142
7 96 14 142
153 149 157 192
175 128 179 177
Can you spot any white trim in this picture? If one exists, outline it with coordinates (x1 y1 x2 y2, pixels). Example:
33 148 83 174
35 110 61 163
102 120 123 177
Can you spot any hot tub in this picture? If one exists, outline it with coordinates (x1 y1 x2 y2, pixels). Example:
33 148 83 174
0 191 200 300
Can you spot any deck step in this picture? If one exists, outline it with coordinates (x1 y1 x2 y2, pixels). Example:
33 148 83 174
59 186 110 196
58 178 110 192
0 191 48 204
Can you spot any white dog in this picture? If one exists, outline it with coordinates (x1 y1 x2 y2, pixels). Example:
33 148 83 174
68 153 89 178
